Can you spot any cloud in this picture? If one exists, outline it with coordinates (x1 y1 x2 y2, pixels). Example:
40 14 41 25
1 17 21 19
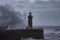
55 0 60 1
40 0 50 1
32 0 60 26
28 0 37 3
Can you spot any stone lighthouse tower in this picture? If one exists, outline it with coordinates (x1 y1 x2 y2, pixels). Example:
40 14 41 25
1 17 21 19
26 11 33 29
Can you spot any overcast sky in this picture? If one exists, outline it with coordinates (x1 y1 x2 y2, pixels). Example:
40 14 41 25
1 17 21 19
0 0 60 26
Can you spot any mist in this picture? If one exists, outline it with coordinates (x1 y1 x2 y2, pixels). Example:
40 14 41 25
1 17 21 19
0 5 25 30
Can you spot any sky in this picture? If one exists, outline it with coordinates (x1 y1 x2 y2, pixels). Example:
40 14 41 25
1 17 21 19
0 0 60 39
0 0 60 26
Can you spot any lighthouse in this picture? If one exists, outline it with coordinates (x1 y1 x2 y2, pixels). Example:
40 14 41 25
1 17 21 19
26 11 33 29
